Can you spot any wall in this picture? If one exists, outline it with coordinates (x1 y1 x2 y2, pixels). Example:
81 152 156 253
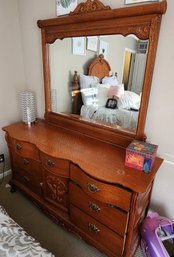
144 0 174 219
1 0 173 219
0 0 26 170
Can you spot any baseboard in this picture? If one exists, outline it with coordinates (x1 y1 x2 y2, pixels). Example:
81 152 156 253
0 169 11 179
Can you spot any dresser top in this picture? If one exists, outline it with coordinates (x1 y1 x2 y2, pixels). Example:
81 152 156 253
3 120 163 193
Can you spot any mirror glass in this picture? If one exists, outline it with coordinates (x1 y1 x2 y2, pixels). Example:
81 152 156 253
49 35 148 133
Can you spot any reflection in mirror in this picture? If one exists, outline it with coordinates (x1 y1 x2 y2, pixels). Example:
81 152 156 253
49 35 148 133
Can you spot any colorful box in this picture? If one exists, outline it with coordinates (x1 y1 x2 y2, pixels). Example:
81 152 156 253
125 140 158 172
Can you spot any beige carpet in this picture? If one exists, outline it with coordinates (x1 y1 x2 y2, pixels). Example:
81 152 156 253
0 175 143 257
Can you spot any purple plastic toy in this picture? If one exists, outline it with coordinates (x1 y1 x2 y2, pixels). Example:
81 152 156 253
141 212 174 257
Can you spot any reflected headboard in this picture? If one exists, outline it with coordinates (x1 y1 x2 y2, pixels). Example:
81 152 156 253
72 54 111 114
88 54 111 79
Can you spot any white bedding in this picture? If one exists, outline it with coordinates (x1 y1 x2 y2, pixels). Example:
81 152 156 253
0 205 55 257
80 105 139 130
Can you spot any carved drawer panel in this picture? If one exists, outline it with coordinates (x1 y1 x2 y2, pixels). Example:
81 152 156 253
70 164 132 212
69 182 129 237
40 152 69 177
70 205 125 257
8 137 39 161
11 152 42 195
42 169 69 212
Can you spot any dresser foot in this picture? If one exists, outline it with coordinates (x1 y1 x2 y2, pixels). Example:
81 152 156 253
9 183 17 193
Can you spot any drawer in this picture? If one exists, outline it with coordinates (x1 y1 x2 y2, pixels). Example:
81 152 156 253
40 152 69 177
13 169 42 196
9 137 39 161
11 151 41 176
13 168 42 196
70 205 125 256
70 164 132 212
11 151 42 195
69 182 129 236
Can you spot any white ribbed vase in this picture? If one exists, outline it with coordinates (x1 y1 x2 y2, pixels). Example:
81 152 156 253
19 90 36 125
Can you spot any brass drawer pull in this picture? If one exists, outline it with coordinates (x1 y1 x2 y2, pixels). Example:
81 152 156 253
107 204 117 209
46 159 55 167
16 143 22 150
23 159 29 165
40 182 43 187
24 176 30 183
87 183 100 193
89 201 101 212
88 223 100 233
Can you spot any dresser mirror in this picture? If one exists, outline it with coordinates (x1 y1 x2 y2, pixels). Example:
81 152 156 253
38 0 167 147
49 35 148 133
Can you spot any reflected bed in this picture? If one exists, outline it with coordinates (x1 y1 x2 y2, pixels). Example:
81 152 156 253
72 54 140 131
81 105 139 130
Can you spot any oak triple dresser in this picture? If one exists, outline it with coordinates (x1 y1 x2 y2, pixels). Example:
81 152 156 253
3 0 167 256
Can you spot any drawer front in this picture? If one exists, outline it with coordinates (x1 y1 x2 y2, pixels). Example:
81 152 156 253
11 151 41 175
70 164 132 211
12 153 42 195
40 152 69 177
9 137 39 161
70 205 124 256
42 169 69 212
69 182 129 236
13 169 42 196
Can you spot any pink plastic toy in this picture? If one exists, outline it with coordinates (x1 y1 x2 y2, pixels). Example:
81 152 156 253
141 212 174 257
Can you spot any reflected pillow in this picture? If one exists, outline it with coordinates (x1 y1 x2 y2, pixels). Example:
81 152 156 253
107 84 125 99
80 74 99 106
80 74 99 89
94 83 110 107
80 87 97 106
102 75 119 86
117 91 141 110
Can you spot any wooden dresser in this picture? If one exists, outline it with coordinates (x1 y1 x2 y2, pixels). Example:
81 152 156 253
3 120 163 257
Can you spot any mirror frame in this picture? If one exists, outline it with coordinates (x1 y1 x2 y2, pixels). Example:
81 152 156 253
37 0 167 147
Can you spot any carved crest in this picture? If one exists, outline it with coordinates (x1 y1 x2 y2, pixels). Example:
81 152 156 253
70 0 111 16
127 25 150 39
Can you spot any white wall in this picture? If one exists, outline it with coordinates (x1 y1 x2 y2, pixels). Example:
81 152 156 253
0 0 26 169
1 0 174 219
144 0 174 219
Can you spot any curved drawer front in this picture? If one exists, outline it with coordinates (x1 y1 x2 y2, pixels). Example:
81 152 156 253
9 137 39 161
11 152 42 195
13 169 42 196
70 164 132 212
70 182 129 236
40 152 69 177
70 205 124 257
11 151 41 175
